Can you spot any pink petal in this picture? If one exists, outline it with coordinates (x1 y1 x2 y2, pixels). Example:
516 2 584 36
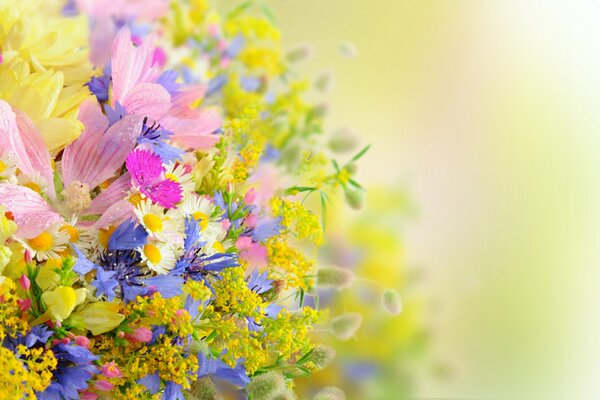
62 112 144 189
125 149 164 187
93 199 133 229
147 179 182 209
122 82 171 119
169 85 206 115
111 27 158 106
0 184 62 239
85 173 131 215
0 101 55 198
162 109 222 150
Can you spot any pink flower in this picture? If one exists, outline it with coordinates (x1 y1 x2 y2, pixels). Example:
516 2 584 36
95 380 115 391
19 274 30 291
0 98 142 238
125 327 153 343
74 336 90 348
18 298 31 312
101 362 124 378
79 391 99 400
126 149 182 209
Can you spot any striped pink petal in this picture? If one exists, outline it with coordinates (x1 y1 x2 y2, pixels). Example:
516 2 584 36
0 184 62 239
62 107 144 189
0 100 55 198
93 199 133 230
162 109 221 150
122 82 171 118
111 27 158 106
85 173 132 215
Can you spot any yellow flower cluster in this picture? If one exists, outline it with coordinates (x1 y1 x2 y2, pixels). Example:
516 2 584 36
263 308 321 362
127 293 194 338
265 237 315 289
0 345 57 398
0 277 28 342
271 197 323 245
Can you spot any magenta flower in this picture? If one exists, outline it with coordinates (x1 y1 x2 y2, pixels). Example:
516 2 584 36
125 149 182 209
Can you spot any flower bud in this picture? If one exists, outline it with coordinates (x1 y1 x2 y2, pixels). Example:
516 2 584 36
24 249 33 264
18 298 32 312
339 41 358 58
311 344 336 369
344 162 358 175
286 43 312 62
19 274 30 291
382 289 402 316
328 128 358 153
315 70 334 92
331 312 362 341
74 335 90 348
189 377 222 400
95 380 114 391
125 327 153 343
101 362 123 378
313 387 346 400
247 371 286 399
317 266 355 290
269 390 297 400
344 189 364 210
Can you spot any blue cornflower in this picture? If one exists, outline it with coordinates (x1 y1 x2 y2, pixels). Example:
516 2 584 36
157 70 183 95
87 72 110 103
197 352 249 388
251 217 283 242
138 118 184 163
37 344 99 400
225 35 245 58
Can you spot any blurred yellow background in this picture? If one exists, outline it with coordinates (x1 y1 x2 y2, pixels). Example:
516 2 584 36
220 1 600 398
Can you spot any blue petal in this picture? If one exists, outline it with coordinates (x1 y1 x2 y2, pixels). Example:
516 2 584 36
108 219 148 251
163 381 185 400
71 244 97 275
144 274 183 298
251 217 283 242
138 372 161 394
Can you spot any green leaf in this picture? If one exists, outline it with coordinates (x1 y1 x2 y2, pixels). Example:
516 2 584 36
348 178 364 189
351 144 371 161
298 288 305 307
260 3 276 24
320 191 328 231
227 1 253 19
296 349 314 366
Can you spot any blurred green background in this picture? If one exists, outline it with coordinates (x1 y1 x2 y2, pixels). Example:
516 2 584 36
221 1 600 398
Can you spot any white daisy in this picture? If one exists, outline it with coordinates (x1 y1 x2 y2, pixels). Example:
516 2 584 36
17 172 47 194
164 162 195 195
0 152 17 181
134 199 184 243
137 241 177 275
21 224 69 261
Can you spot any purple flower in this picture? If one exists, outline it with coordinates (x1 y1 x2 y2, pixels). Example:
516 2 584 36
126 148 182 209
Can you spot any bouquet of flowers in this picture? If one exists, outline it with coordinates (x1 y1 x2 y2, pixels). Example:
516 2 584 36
0 1 393 399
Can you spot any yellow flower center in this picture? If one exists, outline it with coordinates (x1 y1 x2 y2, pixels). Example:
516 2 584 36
212 241 225 253
192 211 209 231
23 182 41 193
28 231 53 252
144 244 162 265
0 160 6 173
143 214 163 233
128 193 143 207
165 173 179 182
60 225 79 242
98 226 117 248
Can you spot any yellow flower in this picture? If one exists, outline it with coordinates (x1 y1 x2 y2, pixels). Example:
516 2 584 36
0 0 92 151
71 301 125 335
41 286 86 321
0 244 11 275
